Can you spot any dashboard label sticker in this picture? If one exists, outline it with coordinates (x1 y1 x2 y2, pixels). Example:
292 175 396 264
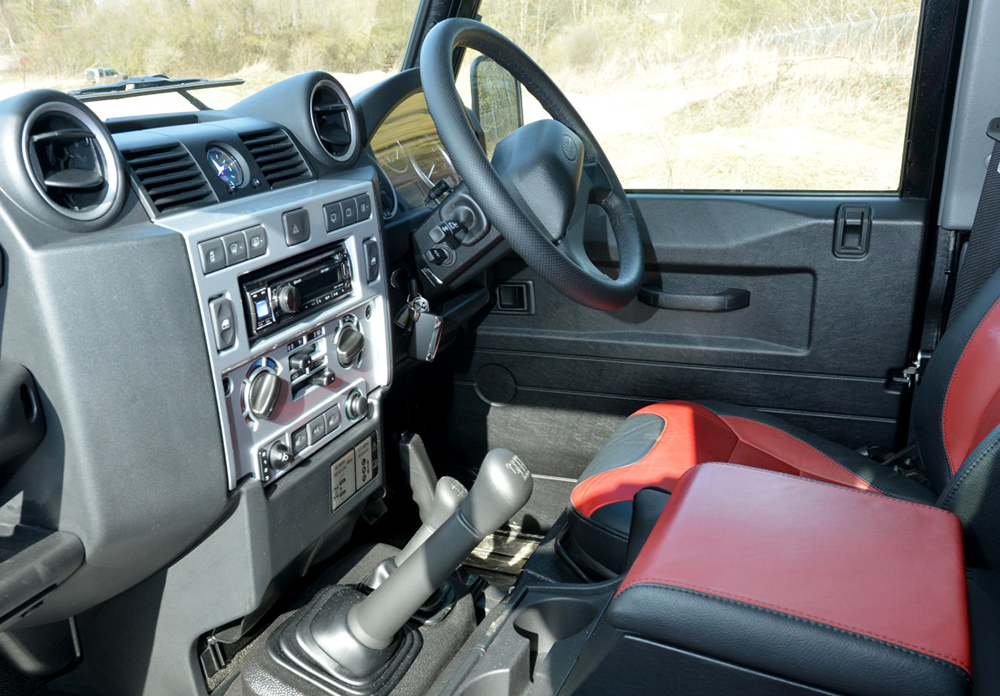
331 451 356 510
355 438 373 488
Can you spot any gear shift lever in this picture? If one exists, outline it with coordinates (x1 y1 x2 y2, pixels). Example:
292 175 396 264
364 476 468 590
306 449 533 678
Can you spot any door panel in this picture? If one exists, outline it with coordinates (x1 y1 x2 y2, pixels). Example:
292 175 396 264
443 194 927 479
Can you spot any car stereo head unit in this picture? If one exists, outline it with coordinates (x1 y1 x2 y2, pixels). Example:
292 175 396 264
241 243 353 341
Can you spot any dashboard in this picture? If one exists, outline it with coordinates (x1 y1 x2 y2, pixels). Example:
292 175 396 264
0 71 399 633
0 66 507 652
369 92 461 209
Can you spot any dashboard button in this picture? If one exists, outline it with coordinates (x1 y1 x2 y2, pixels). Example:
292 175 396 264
291 427 309 455
355 194 372 220
282 208 310 246
324 406 341 433
198 238 227 274
308 415 327 445
364 238 380 283
324 202 344 231
208 296 236 351
222 231 248 265
245 225 267 258
341 197 358 226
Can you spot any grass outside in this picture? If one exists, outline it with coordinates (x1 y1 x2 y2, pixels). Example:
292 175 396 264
0 0 921 192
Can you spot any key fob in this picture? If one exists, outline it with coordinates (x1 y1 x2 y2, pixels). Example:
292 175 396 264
409 312 443 362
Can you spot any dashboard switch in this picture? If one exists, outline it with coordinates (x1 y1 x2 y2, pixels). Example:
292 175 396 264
291 427 309 455
355 194 372 220
267 441 292 469
429 220 463 245
424 247 451 266
208 296 236 351
222 231 248 265
307 415 327 445
345 389 369 421
282 208 310 246
324 202 344 231
288 349 313 371
324 406 342 432
199 238 227 274
364 239 380 283
341 197 358 226
245 226 267 258
309 368 336 387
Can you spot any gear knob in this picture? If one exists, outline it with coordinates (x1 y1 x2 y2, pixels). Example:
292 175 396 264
341 449 534 655
459 449 533 537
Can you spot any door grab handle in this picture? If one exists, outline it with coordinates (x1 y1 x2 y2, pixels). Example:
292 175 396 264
638 286 751 312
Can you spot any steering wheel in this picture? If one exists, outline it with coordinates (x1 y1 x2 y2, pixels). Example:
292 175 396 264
419 18 644 311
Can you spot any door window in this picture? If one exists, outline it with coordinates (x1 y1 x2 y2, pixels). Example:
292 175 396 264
466 0 922 192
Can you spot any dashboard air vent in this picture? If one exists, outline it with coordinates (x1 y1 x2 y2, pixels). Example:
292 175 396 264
22 102 122 222
122 144 216 215
239 128 311 189
310 79 358 163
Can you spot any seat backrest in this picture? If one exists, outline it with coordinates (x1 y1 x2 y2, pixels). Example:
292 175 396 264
914 266 1000 568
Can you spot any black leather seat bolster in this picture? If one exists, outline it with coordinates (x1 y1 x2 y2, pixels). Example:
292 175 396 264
609 582 972 696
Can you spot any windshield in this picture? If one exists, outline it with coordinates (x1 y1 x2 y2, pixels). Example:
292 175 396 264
0 0 421 119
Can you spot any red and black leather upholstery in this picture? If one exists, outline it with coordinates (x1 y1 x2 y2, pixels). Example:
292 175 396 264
567 267 1000 577
601 463 971 696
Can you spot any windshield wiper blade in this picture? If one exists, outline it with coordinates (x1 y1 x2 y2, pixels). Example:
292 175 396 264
68 74 244 110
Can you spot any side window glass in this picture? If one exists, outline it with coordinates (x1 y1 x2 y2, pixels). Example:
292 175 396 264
469 1 922 192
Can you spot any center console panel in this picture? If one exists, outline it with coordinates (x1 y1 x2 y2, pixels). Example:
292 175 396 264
161 176 390 492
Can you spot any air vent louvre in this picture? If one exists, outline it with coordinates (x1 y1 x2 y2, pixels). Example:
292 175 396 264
123 144 216 215
239 129 311 189
24 108 114 219
310 80 356 163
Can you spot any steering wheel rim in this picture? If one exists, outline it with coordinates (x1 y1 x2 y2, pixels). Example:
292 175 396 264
419 18 644 311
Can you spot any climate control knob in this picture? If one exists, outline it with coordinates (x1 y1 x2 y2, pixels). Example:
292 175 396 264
337 325 365 367
275 284 301 314
246 369 282 420
345 389 369 421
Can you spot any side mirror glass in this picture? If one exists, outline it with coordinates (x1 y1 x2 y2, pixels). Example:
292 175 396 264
470 55 524 156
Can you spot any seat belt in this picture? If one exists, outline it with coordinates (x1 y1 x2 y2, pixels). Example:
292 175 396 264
951 117 1000 316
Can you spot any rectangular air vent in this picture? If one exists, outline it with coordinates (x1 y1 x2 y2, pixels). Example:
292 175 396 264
239 129 312 189
122 144 217 215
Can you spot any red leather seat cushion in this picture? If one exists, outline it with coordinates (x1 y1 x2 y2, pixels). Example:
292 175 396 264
617 462 972 677
571 401 883 518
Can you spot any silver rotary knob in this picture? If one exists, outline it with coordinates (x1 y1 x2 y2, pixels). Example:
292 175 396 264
246 368 282 420
337 324 365 367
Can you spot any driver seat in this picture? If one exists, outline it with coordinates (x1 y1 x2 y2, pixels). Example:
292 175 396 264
564 266 1000 578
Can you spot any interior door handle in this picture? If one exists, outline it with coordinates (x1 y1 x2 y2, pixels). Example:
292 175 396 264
638 286 751 312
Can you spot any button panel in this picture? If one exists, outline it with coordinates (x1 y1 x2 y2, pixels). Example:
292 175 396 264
199 227 268 274
181 181 388 491
324 193 371 233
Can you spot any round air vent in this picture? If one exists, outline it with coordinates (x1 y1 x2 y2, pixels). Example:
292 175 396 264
21 100 122 222
310 79 359 164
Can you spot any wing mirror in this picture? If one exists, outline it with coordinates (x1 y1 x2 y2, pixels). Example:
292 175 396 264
469 55 524 156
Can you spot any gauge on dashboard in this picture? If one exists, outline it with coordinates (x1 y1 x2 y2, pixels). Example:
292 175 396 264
409 137 458 190
381 140 409 175
207 146 245 189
